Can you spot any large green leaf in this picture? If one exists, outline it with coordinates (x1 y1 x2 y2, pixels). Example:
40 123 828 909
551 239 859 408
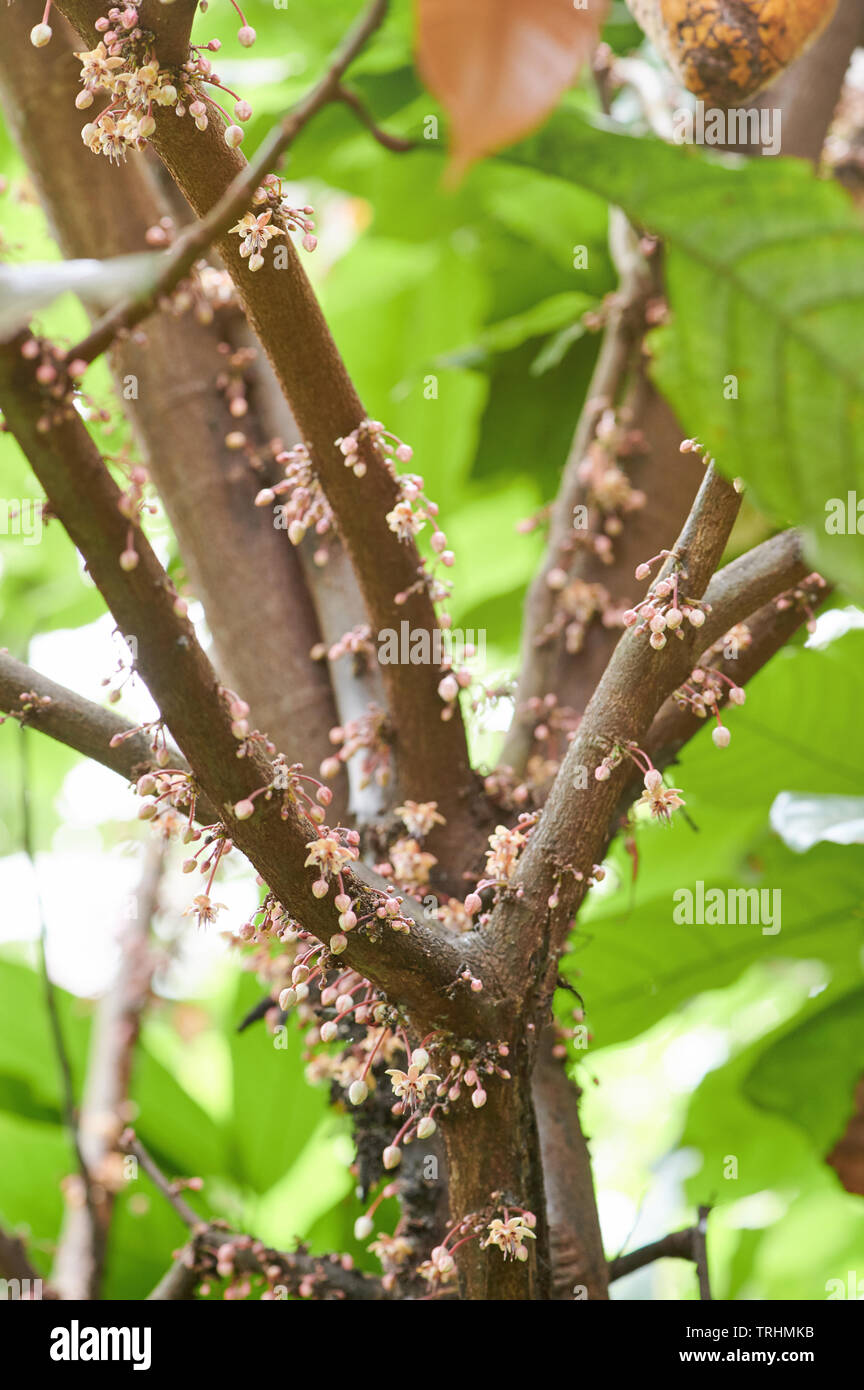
564 632 864 1046
497 112 864 597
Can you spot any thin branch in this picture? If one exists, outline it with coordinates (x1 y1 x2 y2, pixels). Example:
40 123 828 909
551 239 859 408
489 464 742 998
609 1206 712 1296
119 1130 204 1229
335 84 416 151
149 1233 387 1301
698 529 807 650
52 843 163 1300
19 723 101 1250
646 577 830 771
66 0 392 367
0 651 218 823
123 1131 387 1300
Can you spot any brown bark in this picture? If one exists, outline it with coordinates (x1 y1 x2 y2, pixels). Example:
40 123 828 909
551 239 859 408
532 1032 609 1299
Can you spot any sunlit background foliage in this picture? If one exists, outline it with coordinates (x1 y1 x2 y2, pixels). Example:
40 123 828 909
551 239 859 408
1 0 863 1298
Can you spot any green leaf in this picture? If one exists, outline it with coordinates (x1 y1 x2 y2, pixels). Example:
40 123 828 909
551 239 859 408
226 973 331 1194
497 112 864 597
744 987 864 1155
434 291 594 368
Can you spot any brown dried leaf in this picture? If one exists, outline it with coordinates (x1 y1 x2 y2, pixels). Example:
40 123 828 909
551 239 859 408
626 0 839 105
416 0 608 178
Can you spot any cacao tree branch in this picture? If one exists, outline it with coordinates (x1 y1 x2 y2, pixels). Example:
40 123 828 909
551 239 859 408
0 5 340 782
52 0 479 871
0 337 483 1032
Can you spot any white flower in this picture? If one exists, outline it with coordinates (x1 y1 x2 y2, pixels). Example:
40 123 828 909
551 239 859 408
304 835 355 877
481 1215 536 1262
637 769 685 821
385 1062 440 1108
228 210 284 270
395 800 445 838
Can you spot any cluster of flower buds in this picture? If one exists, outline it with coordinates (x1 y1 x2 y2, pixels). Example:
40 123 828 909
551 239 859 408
0 690 53 730
337 419 414 480
232 756 333 826
228 184 316 274
255 443 334 556
320 704 391 790
19 337 91 435
672 664 746 747
775 572 828 632
133 764 198 830
73 8 258 164
575 409 647 549
546 860 605 910
408 1198 536 1294
623 549 709 649
115 462 159 572
319 625 375 668
542 572 617 655
212 342 255 425
595 743 686 823
436 664 471 721
335 421 457 621
217 687 276 763
111 715 172 767
463 814 538 920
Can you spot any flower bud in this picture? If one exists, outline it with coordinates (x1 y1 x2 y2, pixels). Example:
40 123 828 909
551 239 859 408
438 673 459 702
348 1080 368 1105
353 1215 373 1241
30 23 52 46
224 124 244 148
712 725 731 748
411 1047 430 1070
416 1116 436 1138
382 1145 402 1170
329 933 348 955
233 798 255 820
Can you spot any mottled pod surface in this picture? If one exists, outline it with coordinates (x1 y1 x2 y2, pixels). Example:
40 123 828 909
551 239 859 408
627 0 839 104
